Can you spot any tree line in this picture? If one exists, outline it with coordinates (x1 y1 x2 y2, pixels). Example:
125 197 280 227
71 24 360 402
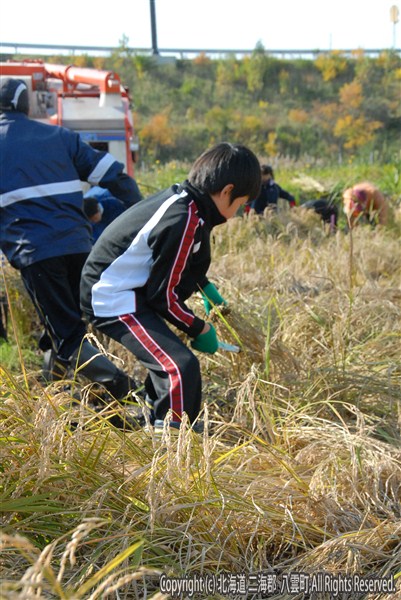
13 42 401 164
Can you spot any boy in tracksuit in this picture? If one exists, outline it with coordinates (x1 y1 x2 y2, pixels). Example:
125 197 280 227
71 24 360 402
80 143 261 430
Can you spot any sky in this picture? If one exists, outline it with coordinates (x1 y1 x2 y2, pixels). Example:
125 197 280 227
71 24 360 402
1 0 400 55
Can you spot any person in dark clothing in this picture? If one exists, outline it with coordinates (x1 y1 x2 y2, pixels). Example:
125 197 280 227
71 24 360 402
80 142 261 432
0 77 141 399
84 185 143 242
303 198 338 232
250 164 296 214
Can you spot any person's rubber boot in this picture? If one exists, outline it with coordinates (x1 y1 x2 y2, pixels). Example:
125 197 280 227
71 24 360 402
70 341 145 429
42 349 70 383
70 341 135 399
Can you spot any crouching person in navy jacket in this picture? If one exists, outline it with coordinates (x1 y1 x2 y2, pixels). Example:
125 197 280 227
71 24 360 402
250 164 295 214
0 78 141 401
80 143 261 433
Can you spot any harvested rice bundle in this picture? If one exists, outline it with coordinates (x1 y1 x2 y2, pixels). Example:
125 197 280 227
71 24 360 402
209 306 299 377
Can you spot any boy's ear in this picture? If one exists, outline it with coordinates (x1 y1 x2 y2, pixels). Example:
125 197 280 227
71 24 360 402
220 183 234 200
210 183 234 211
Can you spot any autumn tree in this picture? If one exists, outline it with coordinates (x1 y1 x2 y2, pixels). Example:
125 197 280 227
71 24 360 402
314 51 350 82
139 112 176 160
334 115 381 152
339 80 363 109
334 79 382 156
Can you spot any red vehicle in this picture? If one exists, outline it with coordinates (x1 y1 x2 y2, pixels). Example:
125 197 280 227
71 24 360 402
0 59 138 176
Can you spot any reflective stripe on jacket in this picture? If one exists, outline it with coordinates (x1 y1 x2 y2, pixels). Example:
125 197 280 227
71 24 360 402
0 111 137 269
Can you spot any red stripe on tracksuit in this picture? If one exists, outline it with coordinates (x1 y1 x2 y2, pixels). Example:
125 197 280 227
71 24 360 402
167 200 199 328
119 313 184 419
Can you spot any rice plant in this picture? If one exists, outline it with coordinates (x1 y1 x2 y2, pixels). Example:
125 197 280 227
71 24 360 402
1 192 400 599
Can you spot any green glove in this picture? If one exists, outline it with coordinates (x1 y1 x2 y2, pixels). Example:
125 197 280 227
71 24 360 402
191 323 219 354
201 282 227 315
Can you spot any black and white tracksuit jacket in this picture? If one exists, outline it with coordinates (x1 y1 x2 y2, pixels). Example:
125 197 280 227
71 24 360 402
80 180 226 336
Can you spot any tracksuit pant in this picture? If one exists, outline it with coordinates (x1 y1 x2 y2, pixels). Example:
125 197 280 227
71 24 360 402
92 307 202 424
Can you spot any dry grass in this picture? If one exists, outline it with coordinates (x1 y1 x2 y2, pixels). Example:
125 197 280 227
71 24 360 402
1 208 400 598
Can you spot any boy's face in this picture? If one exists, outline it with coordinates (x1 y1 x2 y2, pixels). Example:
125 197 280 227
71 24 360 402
224 195 250 219
212 184 249 219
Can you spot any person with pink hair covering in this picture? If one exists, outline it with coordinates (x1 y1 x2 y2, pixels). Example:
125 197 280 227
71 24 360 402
343 182 388 227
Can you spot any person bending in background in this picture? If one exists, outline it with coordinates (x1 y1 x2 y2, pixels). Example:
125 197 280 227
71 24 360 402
302 198 338 232
342 182 388 227
248 164 296 214
80 142 261 433
0 77 141 400
84 184 142 242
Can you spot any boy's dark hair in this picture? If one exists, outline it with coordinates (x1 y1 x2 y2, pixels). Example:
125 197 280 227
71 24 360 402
83 197 101 219
188 142 261 204
261 164 274 178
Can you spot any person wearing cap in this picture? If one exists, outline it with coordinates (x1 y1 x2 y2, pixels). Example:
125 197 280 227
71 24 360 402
342 182 388 227
248 164 296 214
0 77 142 404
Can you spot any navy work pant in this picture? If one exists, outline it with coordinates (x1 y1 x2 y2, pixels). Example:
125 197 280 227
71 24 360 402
92 308 202 424
20 254 89 361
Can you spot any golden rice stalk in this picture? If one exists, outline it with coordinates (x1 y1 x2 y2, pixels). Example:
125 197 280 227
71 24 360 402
209 305 300 377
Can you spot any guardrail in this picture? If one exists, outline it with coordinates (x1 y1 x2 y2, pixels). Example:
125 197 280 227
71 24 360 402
1 42 399 59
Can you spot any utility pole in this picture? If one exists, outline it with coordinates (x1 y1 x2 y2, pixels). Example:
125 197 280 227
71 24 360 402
149 0 159 55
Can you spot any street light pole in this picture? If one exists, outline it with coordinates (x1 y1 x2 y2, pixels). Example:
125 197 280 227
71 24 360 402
149 0 159 55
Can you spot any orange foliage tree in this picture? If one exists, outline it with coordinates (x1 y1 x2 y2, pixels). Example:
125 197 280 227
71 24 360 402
139 113 176 159
334 115 381 150
314 51 349 82
339 80 363 109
